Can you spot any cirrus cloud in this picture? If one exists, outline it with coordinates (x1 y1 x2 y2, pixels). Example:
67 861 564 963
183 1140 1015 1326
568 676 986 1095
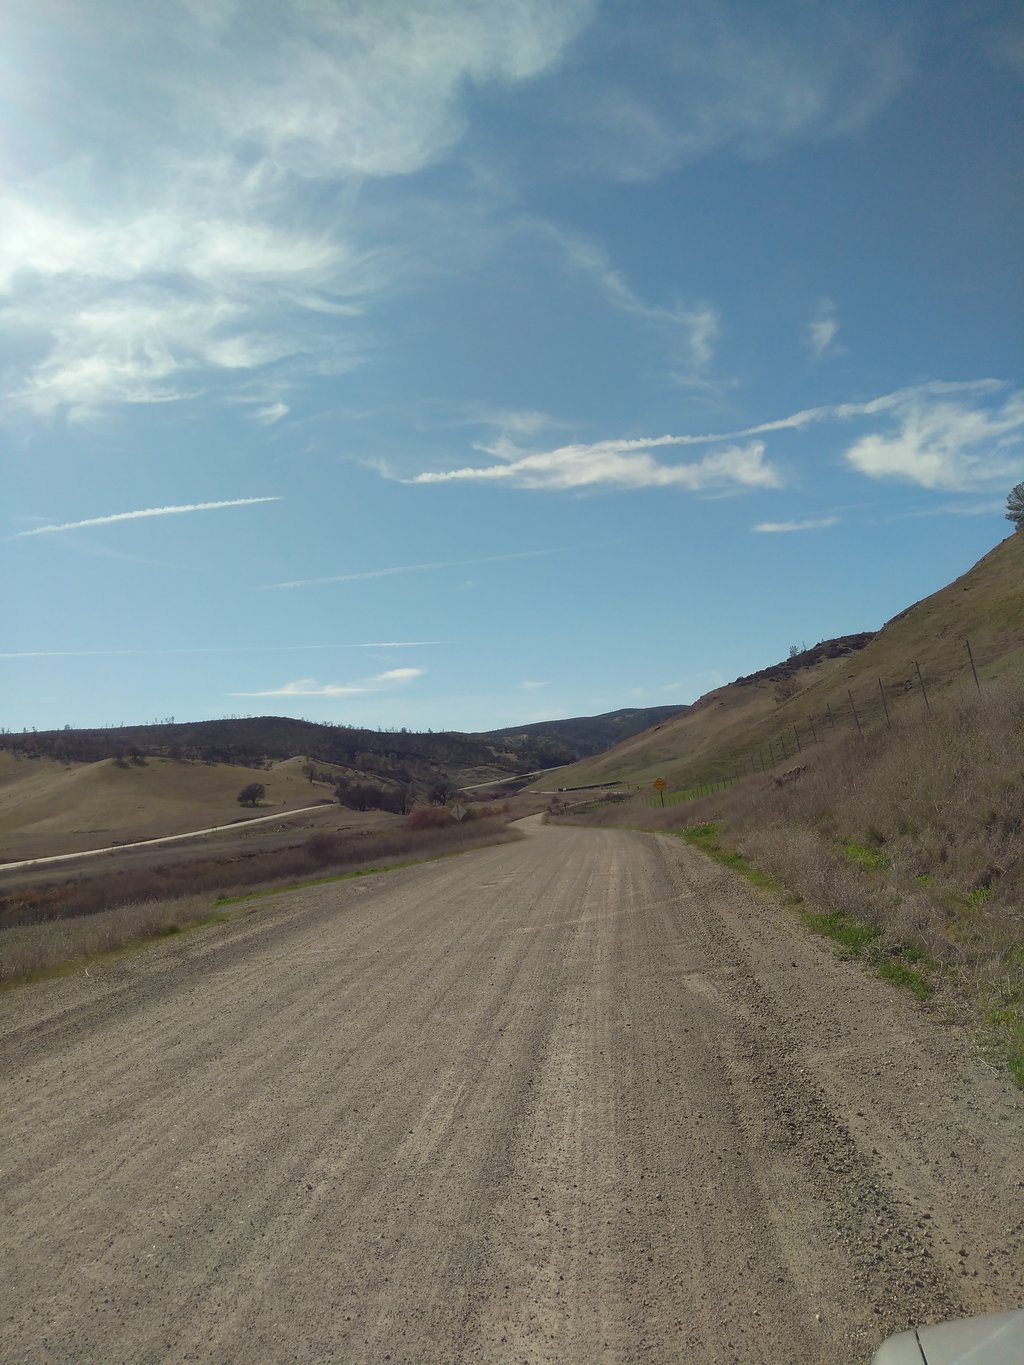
844 389 1024 490
229 666 426 699
754 516 839 534
397 380 1021 497
1 0 593 420
405 436 781 492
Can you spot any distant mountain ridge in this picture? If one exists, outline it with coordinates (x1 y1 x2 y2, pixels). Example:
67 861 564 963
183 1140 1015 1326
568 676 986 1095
485 705 687 753
0 704 688 788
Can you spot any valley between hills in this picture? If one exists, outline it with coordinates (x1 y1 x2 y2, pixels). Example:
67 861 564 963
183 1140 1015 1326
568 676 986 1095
1 534 1023 1365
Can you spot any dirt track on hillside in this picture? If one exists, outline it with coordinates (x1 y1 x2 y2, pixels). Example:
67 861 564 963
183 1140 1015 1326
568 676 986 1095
2 821 1022 1363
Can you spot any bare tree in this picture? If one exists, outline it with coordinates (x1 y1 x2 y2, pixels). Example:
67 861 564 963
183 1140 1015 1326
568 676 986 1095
237 782 266 807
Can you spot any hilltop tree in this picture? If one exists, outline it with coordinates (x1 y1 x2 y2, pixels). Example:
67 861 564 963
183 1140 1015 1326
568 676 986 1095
1007 481 1024 532
237 782 266 807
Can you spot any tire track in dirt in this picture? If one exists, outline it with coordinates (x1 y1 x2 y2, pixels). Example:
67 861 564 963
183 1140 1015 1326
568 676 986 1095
1 822 1022 1363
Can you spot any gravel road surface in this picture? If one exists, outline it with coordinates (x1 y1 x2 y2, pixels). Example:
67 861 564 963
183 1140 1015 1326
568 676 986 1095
2 821 1022 1363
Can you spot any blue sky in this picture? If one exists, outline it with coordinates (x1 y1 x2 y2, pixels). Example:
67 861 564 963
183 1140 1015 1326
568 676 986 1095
3 0 1022 734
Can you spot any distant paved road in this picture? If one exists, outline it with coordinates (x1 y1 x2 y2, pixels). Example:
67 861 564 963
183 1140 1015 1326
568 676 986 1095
2 821 1022 1362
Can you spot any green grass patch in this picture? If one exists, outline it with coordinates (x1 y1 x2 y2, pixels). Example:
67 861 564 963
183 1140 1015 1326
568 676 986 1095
983 1001 1024 1091
679 820 722 844
676 823 786 894
965 884 995 909
804 909 882 953
877 959 933 1000
842 841 890 871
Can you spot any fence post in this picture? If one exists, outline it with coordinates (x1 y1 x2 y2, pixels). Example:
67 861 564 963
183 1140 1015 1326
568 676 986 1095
809 716 818 744
848 688 864 739
878 677 891 730
914 660 930 711
826 702 836 732
793 724 802 753
965 638 981 694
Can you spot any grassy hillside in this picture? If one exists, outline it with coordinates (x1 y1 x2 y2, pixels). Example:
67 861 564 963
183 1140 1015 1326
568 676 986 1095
0 752 346 860
0 703 683 860
543 532 1024 791
554 669 1024 1085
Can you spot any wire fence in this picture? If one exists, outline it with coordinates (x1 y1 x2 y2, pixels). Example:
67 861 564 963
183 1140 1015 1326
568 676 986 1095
636 634 1022 809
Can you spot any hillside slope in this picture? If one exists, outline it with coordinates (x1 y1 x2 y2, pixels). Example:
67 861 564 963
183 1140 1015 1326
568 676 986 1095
0 752 348 860
0 704 685 859
0 705 683 784
542 532 1024 790
485 705 687 755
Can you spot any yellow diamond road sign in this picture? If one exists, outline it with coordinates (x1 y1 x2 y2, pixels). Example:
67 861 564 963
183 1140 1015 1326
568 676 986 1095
653 778 667 791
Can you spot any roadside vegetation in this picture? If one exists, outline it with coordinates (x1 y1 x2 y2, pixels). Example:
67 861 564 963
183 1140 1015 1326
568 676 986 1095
552 671 1024 1086
0 807 518 986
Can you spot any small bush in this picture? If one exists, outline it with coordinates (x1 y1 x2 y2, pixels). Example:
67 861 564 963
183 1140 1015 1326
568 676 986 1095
407 807 453 830
305 832 342 866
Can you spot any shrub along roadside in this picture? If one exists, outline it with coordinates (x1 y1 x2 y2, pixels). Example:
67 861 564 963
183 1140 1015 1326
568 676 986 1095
678 822 935 1005
0 816 520 987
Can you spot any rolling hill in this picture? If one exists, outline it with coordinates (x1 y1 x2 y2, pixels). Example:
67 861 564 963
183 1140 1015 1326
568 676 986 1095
0 705 686 859
538 531 1024 791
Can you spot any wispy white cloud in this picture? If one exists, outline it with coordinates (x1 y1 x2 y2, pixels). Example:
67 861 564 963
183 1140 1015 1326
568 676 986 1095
2 2 593 418
844 388 1024 490
555 5 909 182
469 407 565 440
15 497 280 537
806 298 840 358
536 221 720 374
229 678 372 698
253 402 290 424
716 380 1006 441
397 380 1018 496
262 544 583 590
520 680 549 690
406 436 781 492
754 516 839 533
229 664 427 698
373 667 425 682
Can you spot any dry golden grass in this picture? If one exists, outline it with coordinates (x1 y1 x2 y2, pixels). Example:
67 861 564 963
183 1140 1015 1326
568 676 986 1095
555 670 1024 1084
0 753 348 859
547 532 1024 791
0 815 520 984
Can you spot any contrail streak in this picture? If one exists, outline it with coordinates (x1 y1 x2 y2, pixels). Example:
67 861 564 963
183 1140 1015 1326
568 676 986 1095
262 543 615 590
17 497 280 537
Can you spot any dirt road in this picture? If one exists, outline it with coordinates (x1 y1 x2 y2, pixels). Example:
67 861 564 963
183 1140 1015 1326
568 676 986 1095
0 805 330 873
2 822 1022 1363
